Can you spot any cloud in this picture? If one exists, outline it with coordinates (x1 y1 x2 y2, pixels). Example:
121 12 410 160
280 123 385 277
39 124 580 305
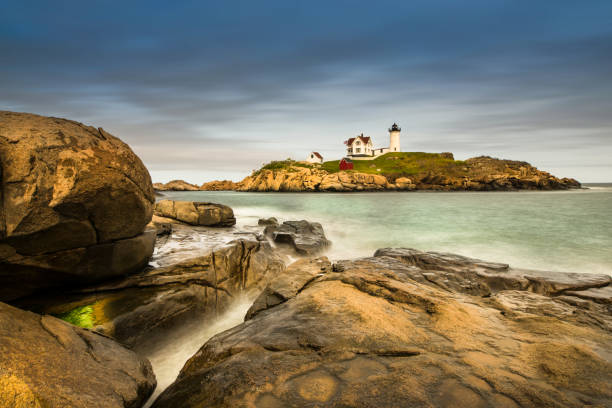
1 0 611 182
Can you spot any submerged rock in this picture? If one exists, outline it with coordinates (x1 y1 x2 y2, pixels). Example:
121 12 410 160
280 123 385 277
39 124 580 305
18 239 285 347
264 220 331 255
0 301 156 408
154 249 611 408
373 248 611 297
258 217 279 226
154 200 236 227
0 111 155 301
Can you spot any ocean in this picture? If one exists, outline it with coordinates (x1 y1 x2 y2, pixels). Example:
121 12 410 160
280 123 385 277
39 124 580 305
160 185 612 276
144 184 612 405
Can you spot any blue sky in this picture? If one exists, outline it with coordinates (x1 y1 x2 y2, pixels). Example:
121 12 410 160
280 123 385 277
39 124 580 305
2 0 611 182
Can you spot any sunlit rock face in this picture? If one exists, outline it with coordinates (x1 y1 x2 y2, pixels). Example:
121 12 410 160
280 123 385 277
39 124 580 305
153 180 200 191
154 200 236 227
232 156 581 192
154 251 611 408
0 301 156 408
0 111 155 301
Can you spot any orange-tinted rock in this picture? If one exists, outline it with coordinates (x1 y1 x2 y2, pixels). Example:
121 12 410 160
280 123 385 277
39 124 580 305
153 179 200 191
154 200 236 227
0 301 156 408
0 111 155 301
230 156 580 192
154 251 611 408
200 180 238 191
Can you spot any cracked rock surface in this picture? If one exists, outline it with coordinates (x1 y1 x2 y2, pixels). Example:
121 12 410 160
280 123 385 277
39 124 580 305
154 250 611 408
0 301 156 408
0 111 155 301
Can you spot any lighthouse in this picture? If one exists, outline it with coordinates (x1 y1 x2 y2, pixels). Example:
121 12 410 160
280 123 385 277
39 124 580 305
389 123 401 152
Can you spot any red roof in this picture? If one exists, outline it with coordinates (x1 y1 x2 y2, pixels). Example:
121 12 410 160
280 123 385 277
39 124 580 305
312 152 322 159
344 135 371 145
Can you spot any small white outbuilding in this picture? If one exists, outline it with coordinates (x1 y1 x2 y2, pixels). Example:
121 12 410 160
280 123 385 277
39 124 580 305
306 152 323 163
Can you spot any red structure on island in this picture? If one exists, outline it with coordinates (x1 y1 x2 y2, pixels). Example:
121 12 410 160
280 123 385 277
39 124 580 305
339 157 353 170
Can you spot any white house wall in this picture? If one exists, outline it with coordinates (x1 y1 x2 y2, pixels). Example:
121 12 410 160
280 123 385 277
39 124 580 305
346 127 400 159
306 153 323 163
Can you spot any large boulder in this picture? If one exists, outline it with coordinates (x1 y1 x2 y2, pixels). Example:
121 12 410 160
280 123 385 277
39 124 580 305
154 251 611 408
264 220 331 255
0 301 156 408
17 239 285 347
0 111 155 301
154 200 236 227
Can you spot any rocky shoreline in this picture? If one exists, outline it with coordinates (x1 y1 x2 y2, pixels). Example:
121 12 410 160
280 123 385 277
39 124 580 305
1 112 608 408
153 251 612 408
155 156 581 192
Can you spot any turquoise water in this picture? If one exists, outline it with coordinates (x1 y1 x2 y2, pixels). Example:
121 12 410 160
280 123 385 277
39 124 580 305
162 186 612 275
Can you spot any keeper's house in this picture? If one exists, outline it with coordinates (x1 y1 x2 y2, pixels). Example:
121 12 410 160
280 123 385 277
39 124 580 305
344 123 401 160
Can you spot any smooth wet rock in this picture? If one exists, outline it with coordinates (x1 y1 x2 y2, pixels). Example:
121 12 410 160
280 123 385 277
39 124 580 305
149 218 268 267
150 219 173 236
154 200 236 227
258 217 278 226
264 220 331 255
17 239 285 347
374 248 611 296
0 112 155 301
154 252 611 408
0 301 156 408
564 285 612 305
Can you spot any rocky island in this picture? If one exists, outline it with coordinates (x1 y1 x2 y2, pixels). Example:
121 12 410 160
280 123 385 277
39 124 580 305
156 154 581 192
1 112 608 408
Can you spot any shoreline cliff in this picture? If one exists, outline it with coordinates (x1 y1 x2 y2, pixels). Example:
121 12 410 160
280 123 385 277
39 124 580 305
156 153 581 192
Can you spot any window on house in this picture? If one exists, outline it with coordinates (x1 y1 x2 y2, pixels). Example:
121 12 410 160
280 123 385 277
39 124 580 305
356 141 360 145
356 148 361 153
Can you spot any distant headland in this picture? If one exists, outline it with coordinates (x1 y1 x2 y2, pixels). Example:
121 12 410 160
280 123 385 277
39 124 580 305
155 123 581 192
155 152 581 192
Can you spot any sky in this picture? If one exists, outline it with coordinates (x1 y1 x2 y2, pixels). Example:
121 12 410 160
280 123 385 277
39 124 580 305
1 0 611 183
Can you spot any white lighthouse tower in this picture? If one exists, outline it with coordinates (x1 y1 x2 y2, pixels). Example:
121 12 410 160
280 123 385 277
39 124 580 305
389 123 401 152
